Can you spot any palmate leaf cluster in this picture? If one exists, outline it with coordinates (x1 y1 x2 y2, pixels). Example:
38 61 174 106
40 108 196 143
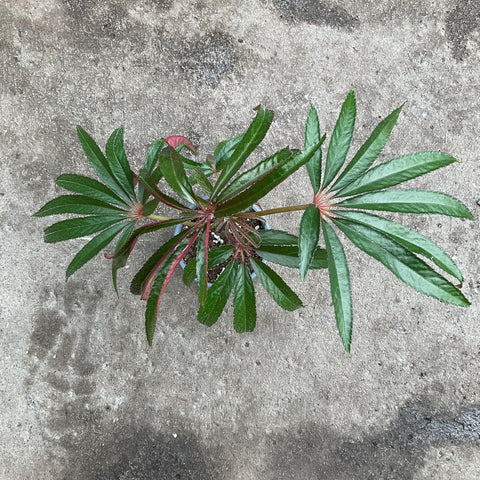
35 92 473 351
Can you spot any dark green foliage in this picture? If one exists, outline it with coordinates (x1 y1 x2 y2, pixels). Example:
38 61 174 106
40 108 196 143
35 93 473 352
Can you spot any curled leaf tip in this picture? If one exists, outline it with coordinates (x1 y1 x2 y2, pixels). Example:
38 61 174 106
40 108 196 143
165 135 197 155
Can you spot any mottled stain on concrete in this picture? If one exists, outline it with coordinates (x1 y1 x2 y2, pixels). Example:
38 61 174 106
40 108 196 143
179 32 236 87
446 0 480 60
272 0 358 30
27 281 101 396
61 0 136 45
267 397 480 479
29 309 67 360
25 281 221 479
63 280 103 317
60 421 219 480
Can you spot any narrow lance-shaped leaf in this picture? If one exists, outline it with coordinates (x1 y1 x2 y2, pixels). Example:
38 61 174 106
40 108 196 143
210 107 274 199
196 223 209 306
333 217 470 307
259 229 300 246
183 245 234 286
158 146 200 206
322 221 353 353
257 245 327 269
337 210 463 281
138 139 165 204
322 90 356 188
110 221 137 294
233 263 256 333
304 103 322 193
145 231 201 345
178 154 213 175
141 224 203 301
216 148 296 203
105 127 135 198
339 189 474 219
44 215 124 243
337 152 457 197
190 166 213 196
76 126 132 204
114 217 189 277
142 199 159 216
197 261 238 326
33 195 125 217
298 204 320 280
131 230 193 295
66 221 131 279
56 173 127 207
136 169 187 210
250 258 302 311
216 140 324 216
145 251 177 346
332 104 404 191
214 133 245 170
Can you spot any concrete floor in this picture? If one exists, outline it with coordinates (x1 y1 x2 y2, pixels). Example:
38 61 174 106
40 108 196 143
1 1 480 478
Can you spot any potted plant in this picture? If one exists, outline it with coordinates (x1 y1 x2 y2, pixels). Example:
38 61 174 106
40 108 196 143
34 91 473 352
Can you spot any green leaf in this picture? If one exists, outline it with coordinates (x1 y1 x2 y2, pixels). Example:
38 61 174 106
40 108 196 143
196 226 208 306
298 204 321 280
197 261 238 326
66 221 131 279
259 229 299 246
338 210 463 281
338 152 457 197
137 168 187 210
44 215 124 243
257 245 327 269
216 148 297 203
216 140 324 216
214 133 245 170
233 263 256 332
332 104 403 191
56 173 127 207
131 230 192 295
182 259 197 286
145 250 178 345
179 155 213 174
111 221 137 293
321 221 353 353
333 218 470 307
304 103 322 193
211 108 274 199
105 127 135 198
143 139 166 172
142 199 159 216
158 146 199 205
113 220 136 254
183 245 234 285
323 90 356 188
33 195 125 217
190 166 213 196
339 189 474 219
250 258 302 311
115 219 189 291
76 126 132 204
139 139 165 203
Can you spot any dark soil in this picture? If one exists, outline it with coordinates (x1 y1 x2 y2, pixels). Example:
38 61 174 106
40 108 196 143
182 214 266 283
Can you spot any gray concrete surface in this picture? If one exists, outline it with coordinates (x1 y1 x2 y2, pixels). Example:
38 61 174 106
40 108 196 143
1 1 480 478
